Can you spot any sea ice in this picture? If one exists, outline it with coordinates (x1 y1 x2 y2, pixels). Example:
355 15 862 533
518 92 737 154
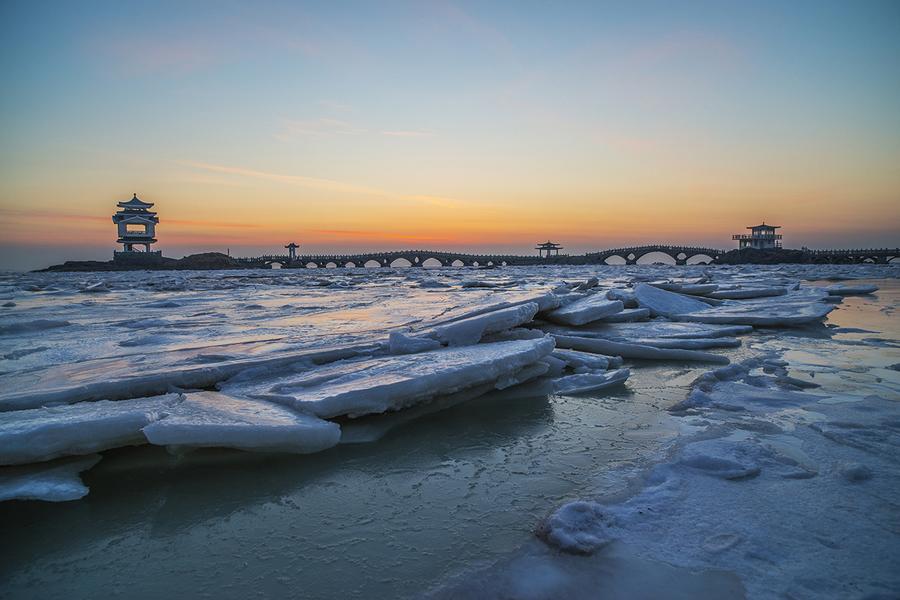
552 368 630 395
825 284 879 296
142 391 341 454
0 454 102 502
0 394 181 465
552 334 730 364
633 283 711 318
706 287 786 300
544 295 624 326
227 337 556 418
537 500 614 554
388 332 442 355
430 303 540 346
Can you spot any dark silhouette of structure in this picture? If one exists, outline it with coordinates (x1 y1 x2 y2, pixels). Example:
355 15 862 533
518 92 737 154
535 241 563 259
112 193 159 254
733 223 782 249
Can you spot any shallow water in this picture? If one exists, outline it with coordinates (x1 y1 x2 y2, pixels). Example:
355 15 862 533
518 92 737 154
0 265 897 598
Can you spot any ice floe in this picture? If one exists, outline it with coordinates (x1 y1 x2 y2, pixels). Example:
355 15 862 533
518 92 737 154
0 394 180 465
0 454 102 502
142 391 341 453
226 337 556 418
543 294 624 326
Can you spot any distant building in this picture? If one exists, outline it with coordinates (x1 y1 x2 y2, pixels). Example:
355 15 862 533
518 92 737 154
536 240 563 258
732 223 782 250
112 193 159 253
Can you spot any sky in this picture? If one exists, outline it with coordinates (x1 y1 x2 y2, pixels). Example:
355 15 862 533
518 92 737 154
1 0 899 270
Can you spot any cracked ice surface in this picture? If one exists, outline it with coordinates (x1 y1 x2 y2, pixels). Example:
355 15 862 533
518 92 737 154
0 264 897 599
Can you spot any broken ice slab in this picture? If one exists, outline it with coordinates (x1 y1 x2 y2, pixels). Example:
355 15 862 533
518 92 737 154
552 334 730 364
340 361 550 444
678 299 834 327
825 284 879 296
594 308 650 323
634 283 711 318
0 454 102 502
543 294 624 326
551 349 622 371
0 342 378 412
536 321 753 341
706 287 787 300
552 368 630 395
142 391 341 454
225 337 556 419
430 302 540 346
0 394 181 465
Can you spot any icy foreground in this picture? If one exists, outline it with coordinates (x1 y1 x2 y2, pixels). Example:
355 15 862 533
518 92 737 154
0 264 897 599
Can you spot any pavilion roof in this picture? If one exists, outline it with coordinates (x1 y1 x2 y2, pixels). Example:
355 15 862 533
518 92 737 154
116 193 154 209
535 241 563 248
747 223 780 229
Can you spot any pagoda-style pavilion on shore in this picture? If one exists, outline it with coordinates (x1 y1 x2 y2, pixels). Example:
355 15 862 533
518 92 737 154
536 240 563 259
112 193 159 253
732 223 782 250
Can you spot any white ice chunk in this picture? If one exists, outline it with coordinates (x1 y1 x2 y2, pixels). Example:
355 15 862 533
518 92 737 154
340 362 550 444
607 288 638 308
544 295 624 326
0 394 180 465
679 299 834 327
232 337 556 418
0 455 102 502
707 287 787 300
825 284 879 296
538 500 614 554
553 334 729 364
634 283 711 318
678 438 762 480
388 332 442 355
551 349 615 371
142 391 340 454
431 302 540 346
596 308 651 323
553 368 630 395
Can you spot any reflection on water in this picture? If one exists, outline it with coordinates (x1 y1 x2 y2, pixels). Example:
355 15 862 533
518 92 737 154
0 362 697 599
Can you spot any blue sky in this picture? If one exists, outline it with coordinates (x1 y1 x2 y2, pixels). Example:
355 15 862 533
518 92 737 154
1 0 899 269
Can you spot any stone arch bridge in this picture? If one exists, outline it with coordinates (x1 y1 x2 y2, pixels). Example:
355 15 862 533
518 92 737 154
238 245 726 268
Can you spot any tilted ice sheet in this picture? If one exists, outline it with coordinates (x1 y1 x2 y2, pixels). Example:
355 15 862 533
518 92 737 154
0 454 102 502
0 394 181 465
543 294 624 326
634 283 711 318
142 391 341 454
224 337 556 418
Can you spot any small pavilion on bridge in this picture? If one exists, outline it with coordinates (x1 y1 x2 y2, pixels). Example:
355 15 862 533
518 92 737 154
285 242 299 261
733 223 782 250
536 241 563 259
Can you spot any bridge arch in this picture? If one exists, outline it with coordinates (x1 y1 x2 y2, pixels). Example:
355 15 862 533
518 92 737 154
363 259 381 268
269 261 283 269
390 257 412 268
450 259 465 267
604 255 626 265
635 251 676 265
422 258 443 268
305 262 318 269
686 253 715 265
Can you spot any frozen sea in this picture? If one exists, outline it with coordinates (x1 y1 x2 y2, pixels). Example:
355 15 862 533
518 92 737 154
0 264 898 599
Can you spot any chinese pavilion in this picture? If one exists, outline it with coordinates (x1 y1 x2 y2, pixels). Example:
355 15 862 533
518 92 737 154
112 193 159 253
536 241 563 259
732 223 782 250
